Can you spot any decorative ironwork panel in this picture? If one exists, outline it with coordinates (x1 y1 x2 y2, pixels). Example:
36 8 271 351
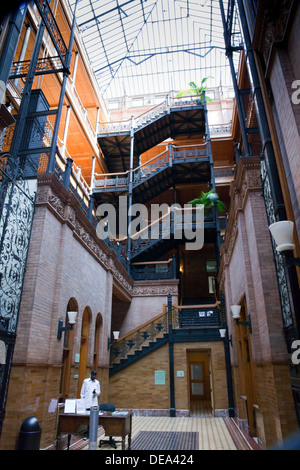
261 160 294 328
0 161 37 332
34 0 68 67
10 56 65 79
110 311 168 365
0 155 36 433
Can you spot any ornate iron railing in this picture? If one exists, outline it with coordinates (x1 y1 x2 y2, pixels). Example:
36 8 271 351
173 304 221 329
93 143 207 192
0 154 37 433
110 308 169 365
110 302 221 367
131 257 176 281
98 95 203 135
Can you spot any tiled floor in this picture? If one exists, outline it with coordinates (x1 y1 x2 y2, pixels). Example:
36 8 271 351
68 413 256 451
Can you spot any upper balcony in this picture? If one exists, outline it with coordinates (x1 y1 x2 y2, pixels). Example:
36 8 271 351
97 95 207 173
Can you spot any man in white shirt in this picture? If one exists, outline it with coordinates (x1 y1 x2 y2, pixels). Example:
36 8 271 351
80 370 101 439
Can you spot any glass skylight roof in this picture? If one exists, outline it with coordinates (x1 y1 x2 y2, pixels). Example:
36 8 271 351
68 0 239 99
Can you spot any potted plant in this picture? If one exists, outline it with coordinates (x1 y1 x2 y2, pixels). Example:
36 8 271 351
188 189 226 213
177 77 213 103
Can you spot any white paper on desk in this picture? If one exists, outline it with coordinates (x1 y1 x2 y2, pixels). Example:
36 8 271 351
76 399 86 414
64 399 76 414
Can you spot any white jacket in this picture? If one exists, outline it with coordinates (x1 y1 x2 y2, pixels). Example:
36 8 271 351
80 377 101 409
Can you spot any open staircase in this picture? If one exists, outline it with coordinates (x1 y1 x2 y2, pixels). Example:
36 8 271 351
109 303 221 376
92 143 210 206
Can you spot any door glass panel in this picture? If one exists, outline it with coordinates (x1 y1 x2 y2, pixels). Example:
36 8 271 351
192 383 204 395
191 364 203 380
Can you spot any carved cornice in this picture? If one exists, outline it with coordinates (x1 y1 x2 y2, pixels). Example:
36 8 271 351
253 0 294 72
35 174 133 297
219 157 262 275
132 280 179 297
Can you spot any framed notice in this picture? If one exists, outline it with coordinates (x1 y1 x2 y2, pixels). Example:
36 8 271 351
64 399 76 414
155 370 165 385
76 398 86 414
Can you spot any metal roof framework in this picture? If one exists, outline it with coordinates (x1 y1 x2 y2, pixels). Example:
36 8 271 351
68 0 240 99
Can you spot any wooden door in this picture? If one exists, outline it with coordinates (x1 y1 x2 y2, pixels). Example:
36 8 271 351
189 361 208 400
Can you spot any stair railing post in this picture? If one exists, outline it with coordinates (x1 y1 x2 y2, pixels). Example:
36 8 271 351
168 142 173 167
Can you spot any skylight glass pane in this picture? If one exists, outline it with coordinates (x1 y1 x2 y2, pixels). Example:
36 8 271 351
68 0 236 99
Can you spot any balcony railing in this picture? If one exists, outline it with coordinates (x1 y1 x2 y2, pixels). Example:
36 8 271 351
173 304 221 329
131 257 176 281
93 143 208 192
98 95 204 135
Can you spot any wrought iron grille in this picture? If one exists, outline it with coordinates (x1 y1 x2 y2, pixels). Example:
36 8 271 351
0 154 36 434
110 310 168 365
261 159 294 330
110 302 222 367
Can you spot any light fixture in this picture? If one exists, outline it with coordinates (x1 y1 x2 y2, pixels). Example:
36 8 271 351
107 330 120 349
269 220 295 252
57 311 77 340
219 327 232 345
219 328 226 338
230 305 241 319
269 220 300 266
231 305 252 334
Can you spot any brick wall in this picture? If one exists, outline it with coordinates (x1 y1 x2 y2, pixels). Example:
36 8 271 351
219 157 298 448
0 176 129 449
108 341 228 416
268 3 300 239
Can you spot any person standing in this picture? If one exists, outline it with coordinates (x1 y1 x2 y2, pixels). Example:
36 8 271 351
80 370 101 439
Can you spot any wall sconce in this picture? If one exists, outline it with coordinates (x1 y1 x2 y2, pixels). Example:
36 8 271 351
219 328 232 346
57 311 77 340
269 221 300 266
107 331 120 349
231 305 252 333
230 305 241 319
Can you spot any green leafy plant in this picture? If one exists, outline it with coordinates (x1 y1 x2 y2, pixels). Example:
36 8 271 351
177 77 213 103
188 189 226 212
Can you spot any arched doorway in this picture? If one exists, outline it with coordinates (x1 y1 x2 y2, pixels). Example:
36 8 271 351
77 307 91 397
93 313 102 370
59 298 78 403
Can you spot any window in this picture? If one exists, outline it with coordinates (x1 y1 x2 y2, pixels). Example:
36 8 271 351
107 100 119 110
132 97 144 107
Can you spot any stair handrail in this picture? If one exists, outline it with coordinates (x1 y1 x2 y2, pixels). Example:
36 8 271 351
98 94 204 135
110 301 222 367
110 306 168 364
130 206 172 242
93 143 207 190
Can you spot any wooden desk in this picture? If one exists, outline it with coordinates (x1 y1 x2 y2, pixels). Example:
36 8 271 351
57 412 132 450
